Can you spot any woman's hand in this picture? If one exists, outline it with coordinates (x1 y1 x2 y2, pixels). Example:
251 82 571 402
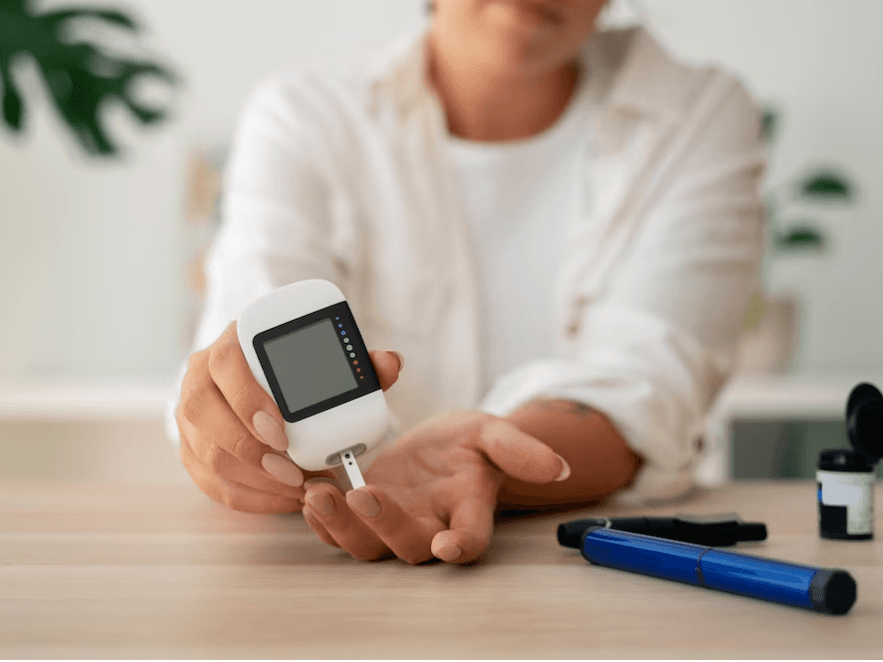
176 320 404 514
301 410 570 564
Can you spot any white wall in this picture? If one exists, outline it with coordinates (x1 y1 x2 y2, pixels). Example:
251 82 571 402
1 0 881 382
0 0 426 382
639 0 883 373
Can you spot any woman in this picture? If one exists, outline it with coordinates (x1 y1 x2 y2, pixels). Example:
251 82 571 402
168 0 766 565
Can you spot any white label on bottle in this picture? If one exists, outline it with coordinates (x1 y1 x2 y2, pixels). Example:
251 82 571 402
817 470 874 535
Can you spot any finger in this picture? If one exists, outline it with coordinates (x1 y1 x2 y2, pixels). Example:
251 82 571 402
431 499 494 564
178 416 303 500
369 350 404 392
303 483 392 561
473 419 570 484
304 477 346 494
207 321 290 453
345 486 445 565
302 505 340 548
180 437 301 514
178 354 304 487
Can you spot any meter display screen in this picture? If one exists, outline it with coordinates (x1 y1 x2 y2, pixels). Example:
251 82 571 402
253 301 380 422
263 319 358 413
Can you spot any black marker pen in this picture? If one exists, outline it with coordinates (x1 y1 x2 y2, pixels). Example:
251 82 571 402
558 512 767 548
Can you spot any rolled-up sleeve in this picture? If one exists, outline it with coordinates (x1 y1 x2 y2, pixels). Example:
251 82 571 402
479 76 767 505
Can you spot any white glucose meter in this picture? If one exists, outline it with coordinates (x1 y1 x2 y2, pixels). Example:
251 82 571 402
237 279 389 488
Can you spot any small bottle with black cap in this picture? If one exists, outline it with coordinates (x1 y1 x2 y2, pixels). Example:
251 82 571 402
817 382 883 540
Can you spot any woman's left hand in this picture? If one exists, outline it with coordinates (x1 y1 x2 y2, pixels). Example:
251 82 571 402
300 409 570 564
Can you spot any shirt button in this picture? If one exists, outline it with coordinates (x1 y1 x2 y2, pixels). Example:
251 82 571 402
567 320 580 336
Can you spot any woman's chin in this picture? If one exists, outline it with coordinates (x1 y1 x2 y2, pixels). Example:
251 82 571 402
479 5 559 65
484 0 559 36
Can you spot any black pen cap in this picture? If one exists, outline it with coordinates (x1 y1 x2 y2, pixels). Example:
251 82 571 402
846 383 883 465
558 515 768 548
557 518 607 548
673 513 768 545
809 569 857 615
736 522 768 542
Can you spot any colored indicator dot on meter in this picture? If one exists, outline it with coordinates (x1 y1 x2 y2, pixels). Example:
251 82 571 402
335 317 339 320
356 368 361 372
343 338 349 343
353 360 358 365
349 352 356 358
338 324 343 328
340 331 345 336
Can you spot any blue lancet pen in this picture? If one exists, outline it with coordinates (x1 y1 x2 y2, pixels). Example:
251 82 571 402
579 527 857 615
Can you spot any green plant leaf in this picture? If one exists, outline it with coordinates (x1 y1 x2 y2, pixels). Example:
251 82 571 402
1 64 24 130
760 107 778 144
774 226 826 251
798 172 853 201
0 0 177 157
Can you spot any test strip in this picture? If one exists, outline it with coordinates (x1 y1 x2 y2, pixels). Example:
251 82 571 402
341 449 366 490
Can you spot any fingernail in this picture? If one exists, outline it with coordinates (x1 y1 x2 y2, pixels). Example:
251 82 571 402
305 490 335 517
432 543 462 562
392 351 404 373
554 453 571 482
253 411 288 451
347 488 381 518
261 453 304 487
303 478 335 491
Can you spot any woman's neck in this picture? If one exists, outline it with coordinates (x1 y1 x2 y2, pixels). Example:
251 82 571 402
425 30 579 143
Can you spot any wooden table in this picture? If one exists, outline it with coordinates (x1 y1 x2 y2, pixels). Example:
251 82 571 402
2 481 882 659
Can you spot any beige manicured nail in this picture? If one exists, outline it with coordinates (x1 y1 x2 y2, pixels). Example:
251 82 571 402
433 543 462 562
303 478 336 491
347 488 381 518
392 352 404 373
305 490 335 517
253 411 288 451
261 453 304 487
554 453 571 482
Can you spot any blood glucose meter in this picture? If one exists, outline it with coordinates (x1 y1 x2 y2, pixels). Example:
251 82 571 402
237 279 389 488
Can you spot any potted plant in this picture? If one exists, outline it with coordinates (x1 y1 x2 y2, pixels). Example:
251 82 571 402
735 108 856 374
0 0 177 157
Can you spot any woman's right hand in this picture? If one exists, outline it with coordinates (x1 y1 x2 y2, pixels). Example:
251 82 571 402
176 320 404 514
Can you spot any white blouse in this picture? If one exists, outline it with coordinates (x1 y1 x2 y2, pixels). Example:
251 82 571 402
446 67 592 398
166 25 767 506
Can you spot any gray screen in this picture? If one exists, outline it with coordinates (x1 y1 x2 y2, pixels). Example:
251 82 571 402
263 318 358 413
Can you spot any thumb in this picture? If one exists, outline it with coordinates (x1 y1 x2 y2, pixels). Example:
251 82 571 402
368 350 404 391
474 419 571 484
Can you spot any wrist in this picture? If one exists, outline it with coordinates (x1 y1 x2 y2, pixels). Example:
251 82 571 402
497 398 640 508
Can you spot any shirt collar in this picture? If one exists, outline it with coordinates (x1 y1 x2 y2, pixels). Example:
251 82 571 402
586 26 687 125
366 24 685 128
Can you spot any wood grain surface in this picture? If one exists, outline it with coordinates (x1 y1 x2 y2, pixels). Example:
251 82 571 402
1 480 881 659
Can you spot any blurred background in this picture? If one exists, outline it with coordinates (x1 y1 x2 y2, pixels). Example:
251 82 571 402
1 0 882 485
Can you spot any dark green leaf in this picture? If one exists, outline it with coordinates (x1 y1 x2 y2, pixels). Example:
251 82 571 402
774 226 826 251
760 107 778 144
0 0 177 158
1 66 25 131
798 172 853 200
